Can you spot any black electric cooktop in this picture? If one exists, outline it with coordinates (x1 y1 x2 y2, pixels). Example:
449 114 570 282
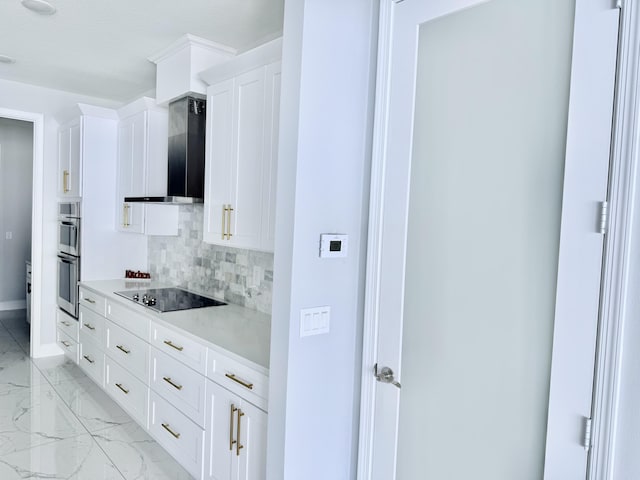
114 287 226 313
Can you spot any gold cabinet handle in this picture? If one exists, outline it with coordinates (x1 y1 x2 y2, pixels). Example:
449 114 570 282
84 323 95 331
221 205 226 240
230 404 237 450
83 355 94 364
115 383 129 394
116 345 130 354
61 340 71 348
63 170 69 193
84 298 96 304
227 204 234 239
225 373 254 390
163 376 183 391
163 340 184 352
60 321 71 327
236 408 244 456
161 423 181 439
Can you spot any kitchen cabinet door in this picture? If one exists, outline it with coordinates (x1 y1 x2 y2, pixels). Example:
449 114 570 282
203 78 234 245
204 380 267 480
116 112 146 233
58 119 82 197
203 61 281 252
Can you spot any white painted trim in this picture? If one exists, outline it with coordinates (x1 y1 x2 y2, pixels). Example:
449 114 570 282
0 107 46 359
357 1 394 479
589 2 640 478
148 33 237 64
0 301 27 311
33 342 64 359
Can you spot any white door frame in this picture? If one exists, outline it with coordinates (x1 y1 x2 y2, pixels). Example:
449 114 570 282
357 0 640 478
0 108 45 358
588 2 640 478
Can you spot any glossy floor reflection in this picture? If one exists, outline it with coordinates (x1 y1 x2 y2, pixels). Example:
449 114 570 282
0 310 194 479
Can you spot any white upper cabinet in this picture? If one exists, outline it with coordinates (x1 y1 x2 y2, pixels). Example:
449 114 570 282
201 39 282 252
116 98 178 235
58 119 82 197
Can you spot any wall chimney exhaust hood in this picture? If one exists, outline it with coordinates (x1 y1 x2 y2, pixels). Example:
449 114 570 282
125 96 206 204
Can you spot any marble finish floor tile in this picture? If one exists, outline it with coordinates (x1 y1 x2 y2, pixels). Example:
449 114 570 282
0 433 125 479
33 355 88 385
53 376 134 433
0 350 49 396
93 422 195 480
0 383 88 455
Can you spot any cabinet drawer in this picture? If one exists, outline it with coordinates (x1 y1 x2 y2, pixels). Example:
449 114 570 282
106 320 149 383
106 300 150 341
57 329 78 364
79 306 106 346
105 356 149 428
149 391 204 479
150 322 206 374
79 333 104 386
78 287 106 316
151 347 207 427
208 348 269 411
57 309 79 342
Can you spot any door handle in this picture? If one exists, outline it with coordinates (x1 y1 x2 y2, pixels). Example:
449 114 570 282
374 363 401 389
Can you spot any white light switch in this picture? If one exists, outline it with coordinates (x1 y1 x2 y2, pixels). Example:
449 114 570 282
300 306 331 337
5 232 11 240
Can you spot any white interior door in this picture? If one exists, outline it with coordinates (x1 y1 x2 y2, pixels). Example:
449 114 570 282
358 0 619 479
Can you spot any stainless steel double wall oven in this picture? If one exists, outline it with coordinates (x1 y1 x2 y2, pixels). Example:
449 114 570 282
57 202 80 318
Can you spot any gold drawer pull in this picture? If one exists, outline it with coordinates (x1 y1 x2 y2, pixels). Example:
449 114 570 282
84 298 96 304
60 321 71 327
84 323 96 331
61 340 71 348
115 383 129 394
163 340 184 351
116 345 131 354
83 355 94 364
225 373 254 390
236 408 244 456
161 423 181 439
163 376 183 391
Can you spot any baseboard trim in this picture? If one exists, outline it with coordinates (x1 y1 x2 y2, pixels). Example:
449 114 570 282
0 300 26 311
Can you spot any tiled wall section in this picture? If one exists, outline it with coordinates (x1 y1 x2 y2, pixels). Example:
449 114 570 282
148 205 273 314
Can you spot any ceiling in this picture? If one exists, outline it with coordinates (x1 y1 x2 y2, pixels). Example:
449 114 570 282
0 0 284 103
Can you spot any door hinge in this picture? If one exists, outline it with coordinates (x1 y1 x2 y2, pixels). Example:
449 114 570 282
583 417 593 451
599 201 609 235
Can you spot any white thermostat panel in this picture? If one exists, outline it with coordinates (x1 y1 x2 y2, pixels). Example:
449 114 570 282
320 234 348 258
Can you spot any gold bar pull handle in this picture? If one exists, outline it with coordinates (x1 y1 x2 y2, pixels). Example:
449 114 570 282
161 423 181 439
116 345 130 355
163 340 184 352
221 205 227 240
60 321 71 327
227 204 234 239
229 404 237 450
225 373 254 390
236 409 244 456
84 298 96 304
84 323 95 331
61 340 71 348
115 383 129 394
83 355 94 364
163 376 183 391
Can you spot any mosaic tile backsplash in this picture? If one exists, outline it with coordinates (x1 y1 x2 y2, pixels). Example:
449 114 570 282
148 205 273 315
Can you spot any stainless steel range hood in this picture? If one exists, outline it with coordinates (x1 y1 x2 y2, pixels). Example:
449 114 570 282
125 96 206 204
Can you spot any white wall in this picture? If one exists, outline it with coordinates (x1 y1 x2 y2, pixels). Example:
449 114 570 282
0 118 33 306
0 78 120 354
267 1 378 478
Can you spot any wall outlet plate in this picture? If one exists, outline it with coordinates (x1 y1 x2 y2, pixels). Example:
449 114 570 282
319 234 348 258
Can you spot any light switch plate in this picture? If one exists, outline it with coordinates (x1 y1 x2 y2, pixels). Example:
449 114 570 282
300 306 331 337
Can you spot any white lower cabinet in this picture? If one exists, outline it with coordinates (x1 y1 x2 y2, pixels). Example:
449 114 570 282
105 356 149 427
205 380 267 480
78 332 104 387
150 390 205 479
57 329 78 364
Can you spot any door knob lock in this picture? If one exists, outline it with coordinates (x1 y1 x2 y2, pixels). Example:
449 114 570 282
374 363 401 389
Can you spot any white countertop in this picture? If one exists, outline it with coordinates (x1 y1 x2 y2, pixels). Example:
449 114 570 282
79 279 271 372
